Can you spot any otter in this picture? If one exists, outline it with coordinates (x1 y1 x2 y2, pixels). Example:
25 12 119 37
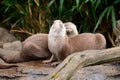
0 58 18 69
44 20 106 66
0 21 78 63
0 27 16 48
64 22 78 37
20 22 78 61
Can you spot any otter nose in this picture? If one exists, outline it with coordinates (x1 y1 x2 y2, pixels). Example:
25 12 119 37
66 29 72 34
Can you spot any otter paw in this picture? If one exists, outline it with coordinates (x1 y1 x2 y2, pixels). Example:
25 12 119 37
51 61 61 67
42 60 52 64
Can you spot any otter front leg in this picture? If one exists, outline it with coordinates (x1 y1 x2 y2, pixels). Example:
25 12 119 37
42 55 57 64
51 61 61 67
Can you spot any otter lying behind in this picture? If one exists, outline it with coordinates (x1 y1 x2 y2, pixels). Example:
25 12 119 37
44 20 106 66
0 58 18 69
64 22 78 37
0 21 78 63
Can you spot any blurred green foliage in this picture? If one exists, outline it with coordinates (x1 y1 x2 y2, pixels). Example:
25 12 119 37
0 0 120 36
0 0 51 34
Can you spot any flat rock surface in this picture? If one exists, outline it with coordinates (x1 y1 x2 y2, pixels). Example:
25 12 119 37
0 60 54 80
0 61 120 80
71 63 120 80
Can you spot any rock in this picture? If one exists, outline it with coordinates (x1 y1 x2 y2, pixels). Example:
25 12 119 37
0 60 120 80
0 60 54 80
71 63 120 80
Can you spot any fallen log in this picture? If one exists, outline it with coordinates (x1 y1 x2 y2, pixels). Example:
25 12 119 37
47 47 120 80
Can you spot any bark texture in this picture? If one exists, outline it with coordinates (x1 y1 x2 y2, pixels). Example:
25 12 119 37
48 47 120 80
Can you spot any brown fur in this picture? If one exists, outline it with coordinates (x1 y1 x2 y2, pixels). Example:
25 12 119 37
0 58 18 69
47 20 106 63
0 27 16 43
0 22 78 63
21 34 51 61
3 41 22 51
21 22 78 62
0 48 24 63
0 34 51 63
0 27 16 48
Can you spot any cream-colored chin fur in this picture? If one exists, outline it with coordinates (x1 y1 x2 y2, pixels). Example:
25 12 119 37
49 20 66 37
48 20 66 60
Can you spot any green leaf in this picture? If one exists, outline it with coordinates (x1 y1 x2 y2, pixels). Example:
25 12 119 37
59 0 64 18
104 0 108 5
5 0 13 7
106 6 112 20
11 17 24 28
90 1 97 25
95 0 101 10
78 0 89 17
93 7 109 32
114 0 120 4
15 4 24 14
3 16 12 23
71 6 77 12
4 6 10 13
46 0 55 10
111 6 116 29
76 0 80 7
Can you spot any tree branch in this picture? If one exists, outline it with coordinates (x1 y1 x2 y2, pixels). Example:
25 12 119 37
47 47 120 80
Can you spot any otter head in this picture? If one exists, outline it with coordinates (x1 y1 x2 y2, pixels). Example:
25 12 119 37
49 20 66 36
64 22 78 37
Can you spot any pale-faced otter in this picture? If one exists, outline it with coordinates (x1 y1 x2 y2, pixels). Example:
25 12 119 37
45 20 106 66
64 22 78 37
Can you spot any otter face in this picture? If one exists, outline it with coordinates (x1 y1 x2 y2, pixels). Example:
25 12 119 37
49 20 66 36
52 20 64 30
64 22 78 37
54 20 64 28
66 28 73 35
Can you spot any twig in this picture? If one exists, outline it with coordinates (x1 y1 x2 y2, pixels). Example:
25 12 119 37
11 29 33 35
107 32 116 47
